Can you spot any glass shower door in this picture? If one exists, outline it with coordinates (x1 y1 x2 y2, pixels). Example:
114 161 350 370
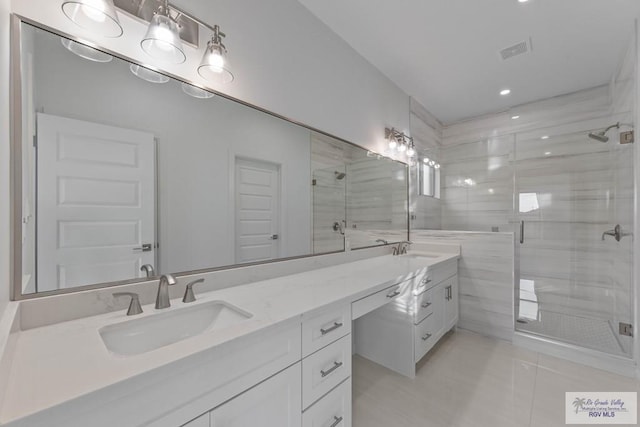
514 118 634 357
312 166 346 254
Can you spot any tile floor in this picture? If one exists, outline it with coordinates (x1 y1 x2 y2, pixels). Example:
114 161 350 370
353 329 640 427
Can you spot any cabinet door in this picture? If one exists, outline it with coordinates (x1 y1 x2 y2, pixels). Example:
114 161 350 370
182 413 210 427
444 277 459 330
211 363 301 427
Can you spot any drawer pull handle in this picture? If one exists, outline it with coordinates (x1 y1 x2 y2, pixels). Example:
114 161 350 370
421 302 432 309
320 361 343 378
420 277 432 285
320 322 344 335
329 416 344 427
386 289 400 298
422 333 432 341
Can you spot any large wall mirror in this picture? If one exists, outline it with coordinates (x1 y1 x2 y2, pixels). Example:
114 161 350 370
13 19 409 298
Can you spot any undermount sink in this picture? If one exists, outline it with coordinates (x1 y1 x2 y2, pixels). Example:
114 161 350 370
99 301 252 356
402 253 441 259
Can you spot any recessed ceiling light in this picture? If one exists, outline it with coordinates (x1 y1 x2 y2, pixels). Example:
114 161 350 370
511 115 520 120
544 151 551 156
541 135 549 140
500 89 511 96
518 0 529 3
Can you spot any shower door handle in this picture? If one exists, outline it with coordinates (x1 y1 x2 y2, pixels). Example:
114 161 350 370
520 221 525 244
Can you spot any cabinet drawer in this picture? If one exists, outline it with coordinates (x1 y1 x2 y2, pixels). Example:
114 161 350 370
414 314 438 362
413 286 434 324
352 283 403 320
302 304 351 357
302 378 351 427
302 334 352 409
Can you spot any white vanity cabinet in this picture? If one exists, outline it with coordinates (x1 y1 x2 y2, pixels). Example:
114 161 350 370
301 304 352 427
209 363 302 427
181 363 301 427
354 259 458 378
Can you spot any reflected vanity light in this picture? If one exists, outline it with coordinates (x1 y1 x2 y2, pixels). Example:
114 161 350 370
181 82 215 99
198 25 234 84
62 0 123 38
141 1 186 64
385 127 415 156
61 37 113 62
130 64 170 83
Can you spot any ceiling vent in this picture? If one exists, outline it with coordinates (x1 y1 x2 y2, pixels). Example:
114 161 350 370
499 38 532 60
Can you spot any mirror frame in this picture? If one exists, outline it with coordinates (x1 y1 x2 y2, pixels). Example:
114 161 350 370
10 14 410 300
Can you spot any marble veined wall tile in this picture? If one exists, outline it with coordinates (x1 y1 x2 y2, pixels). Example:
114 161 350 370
440 76 635 357
410 98 443 231
411 230 515 341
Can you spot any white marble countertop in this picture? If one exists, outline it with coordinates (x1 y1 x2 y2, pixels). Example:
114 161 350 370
0 250 459 424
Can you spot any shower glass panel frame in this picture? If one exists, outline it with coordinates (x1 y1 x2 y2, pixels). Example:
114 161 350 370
514 117 634 358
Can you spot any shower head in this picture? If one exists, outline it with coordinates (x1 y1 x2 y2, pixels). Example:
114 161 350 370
588 132 609 143
588 122 620 143
334 171 346 180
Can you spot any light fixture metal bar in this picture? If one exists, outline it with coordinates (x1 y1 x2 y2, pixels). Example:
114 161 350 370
113 0 199 47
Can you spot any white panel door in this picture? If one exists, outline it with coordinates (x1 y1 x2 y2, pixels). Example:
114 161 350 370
36 113 155 291
235 158 280 263
210 363 301 427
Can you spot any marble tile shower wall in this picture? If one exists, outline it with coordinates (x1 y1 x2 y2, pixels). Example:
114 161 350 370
412 230 515 341
439 39 636 356
311 133 349 254
410 98 443 230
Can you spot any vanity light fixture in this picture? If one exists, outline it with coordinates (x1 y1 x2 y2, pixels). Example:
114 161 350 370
130 64 170 83
198 25 234 84
61 37 113 62
62 0 123 38
181 82 215 99
141 0 186 64
385 127 415 156
388 135 398 150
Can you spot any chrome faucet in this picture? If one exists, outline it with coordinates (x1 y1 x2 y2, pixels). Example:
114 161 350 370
155 274 176 309
393 241 412 255
140 264 155 278
602 224 630 242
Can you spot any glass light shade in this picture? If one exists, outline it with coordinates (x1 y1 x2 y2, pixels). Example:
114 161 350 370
398 143 407 152
181 83 215 99
198 43 234 84
406 146 416 157
62 0 123 38
130 64 170 84
388 140 397 150
61 38 113 62
141 14 186 64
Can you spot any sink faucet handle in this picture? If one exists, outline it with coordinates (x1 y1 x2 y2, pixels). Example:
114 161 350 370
183 278 205 303
113 292 143 316
140 264 155 278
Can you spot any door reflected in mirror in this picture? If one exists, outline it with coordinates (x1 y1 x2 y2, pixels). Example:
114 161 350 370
15 22 408 296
